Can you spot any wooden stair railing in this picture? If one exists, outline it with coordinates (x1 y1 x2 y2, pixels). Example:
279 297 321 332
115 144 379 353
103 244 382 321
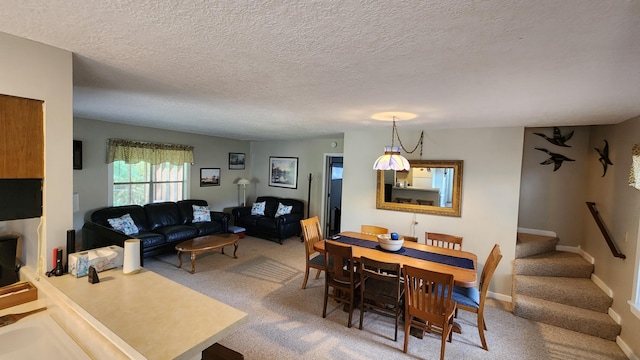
586 202 626 259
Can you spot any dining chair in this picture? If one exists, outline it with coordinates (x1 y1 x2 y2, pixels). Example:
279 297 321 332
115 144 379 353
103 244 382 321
358 256 404 341
300 216 328 289
425 232 463 250
394 197 412 203
323 240 361 328
416 199 434 206
360 225 389 235
403 266 456 360
452 244 502 350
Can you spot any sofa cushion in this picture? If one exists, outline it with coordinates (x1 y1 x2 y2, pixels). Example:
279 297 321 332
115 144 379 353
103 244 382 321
153 225 199 243
144 202 182 230
251 201 266 216
255 217 278 230
107 213 139 235
135 231 167 248
255 196 280 218
191 221 224 236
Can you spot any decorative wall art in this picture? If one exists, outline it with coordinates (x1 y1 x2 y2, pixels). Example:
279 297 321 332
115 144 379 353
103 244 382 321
535 148 575 171
594 140 613 177
200 168 220 186
534 127 574 147
229 153 246 170
269 156 298 189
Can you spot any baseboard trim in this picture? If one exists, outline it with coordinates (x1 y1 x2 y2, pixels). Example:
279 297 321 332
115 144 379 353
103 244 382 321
517 227 557 237
556 245 595 264
608 306 621 325
592 273 614 298
488 291 512 303
616 335 639 360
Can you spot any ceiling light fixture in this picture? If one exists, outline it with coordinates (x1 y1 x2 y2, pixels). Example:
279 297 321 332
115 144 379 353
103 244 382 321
372 112 424 171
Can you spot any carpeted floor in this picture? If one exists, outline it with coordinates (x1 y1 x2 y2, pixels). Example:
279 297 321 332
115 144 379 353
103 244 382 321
143 235 628 360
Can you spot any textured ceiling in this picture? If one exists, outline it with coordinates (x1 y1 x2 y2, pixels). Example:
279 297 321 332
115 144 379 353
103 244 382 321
1 1 640 141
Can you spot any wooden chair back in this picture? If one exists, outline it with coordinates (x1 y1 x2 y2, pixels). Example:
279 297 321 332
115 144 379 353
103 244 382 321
425 232 463 250
300 216 325 289
301 216 322 259
361 225 389 235
324 240 360 327
402 235 418 242
416 199 434 206
403 265 456 359
359 256 404 340
453 244 502 350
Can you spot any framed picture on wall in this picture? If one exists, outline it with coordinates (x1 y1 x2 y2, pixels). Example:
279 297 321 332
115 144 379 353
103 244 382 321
229 152 246 170
200 168 220 187
269 156 298 189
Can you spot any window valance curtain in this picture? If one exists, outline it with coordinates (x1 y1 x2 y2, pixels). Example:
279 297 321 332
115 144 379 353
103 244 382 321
630 144 640 190
107 139 194 165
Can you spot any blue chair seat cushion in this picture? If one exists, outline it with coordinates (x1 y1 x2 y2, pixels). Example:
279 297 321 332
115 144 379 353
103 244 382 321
452 285 480 309
309 254 333 268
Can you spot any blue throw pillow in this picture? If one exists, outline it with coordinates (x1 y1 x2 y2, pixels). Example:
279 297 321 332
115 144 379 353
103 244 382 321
192 205 211 222
251 201 266 216
107 213 139 235
275 203 293 217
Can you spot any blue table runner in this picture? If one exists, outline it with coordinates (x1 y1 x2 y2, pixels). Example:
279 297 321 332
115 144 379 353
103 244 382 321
330 235 474 270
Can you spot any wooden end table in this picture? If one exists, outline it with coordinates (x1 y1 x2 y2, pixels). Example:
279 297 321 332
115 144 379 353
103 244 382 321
175 233 239 274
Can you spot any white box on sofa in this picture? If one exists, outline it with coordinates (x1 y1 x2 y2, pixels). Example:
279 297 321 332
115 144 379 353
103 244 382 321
68 245 124 277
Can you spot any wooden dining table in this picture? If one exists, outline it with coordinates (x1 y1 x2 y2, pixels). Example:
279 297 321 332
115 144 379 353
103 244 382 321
314 231 477 288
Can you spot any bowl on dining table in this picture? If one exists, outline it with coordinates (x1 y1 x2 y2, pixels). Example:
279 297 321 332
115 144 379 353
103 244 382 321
377 234 404 251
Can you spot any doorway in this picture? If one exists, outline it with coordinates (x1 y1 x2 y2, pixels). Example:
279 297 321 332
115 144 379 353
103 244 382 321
323 155 343 237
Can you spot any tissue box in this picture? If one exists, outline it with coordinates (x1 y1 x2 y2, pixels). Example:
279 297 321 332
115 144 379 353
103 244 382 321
68 245 124 277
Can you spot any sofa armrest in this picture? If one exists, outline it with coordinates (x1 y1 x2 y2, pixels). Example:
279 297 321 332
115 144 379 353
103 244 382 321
210 211 231 233
275 213 304 225
81 221 129 250
232 206 251 223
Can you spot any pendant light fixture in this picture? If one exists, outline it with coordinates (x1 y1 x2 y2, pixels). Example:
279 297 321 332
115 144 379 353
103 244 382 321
372 112 424 171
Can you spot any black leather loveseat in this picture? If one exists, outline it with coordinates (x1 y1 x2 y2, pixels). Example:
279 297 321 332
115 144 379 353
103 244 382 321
232 196 304 244
82 199 230 258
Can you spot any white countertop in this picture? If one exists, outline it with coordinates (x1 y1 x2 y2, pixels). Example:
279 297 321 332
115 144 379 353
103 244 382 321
46 268 248 360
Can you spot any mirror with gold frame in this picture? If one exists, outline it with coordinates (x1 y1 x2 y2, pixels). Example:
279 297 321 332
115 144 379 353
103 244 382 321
376 160 463 217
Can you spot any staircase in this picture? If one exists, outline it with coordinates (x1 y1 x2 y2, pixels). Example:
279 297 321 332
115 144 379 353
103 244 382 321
512 233 621 341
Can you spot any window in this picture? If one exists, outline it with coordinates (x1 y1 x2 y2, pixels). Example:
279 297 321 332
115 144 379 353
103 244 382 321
110 160 189 206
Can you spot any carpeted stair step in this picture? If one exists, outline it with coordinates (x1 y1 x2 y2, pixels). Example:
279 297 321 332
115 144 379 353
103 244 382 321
513 275 612 313
516 233 558 258
514 251 593 278
512 294 621 341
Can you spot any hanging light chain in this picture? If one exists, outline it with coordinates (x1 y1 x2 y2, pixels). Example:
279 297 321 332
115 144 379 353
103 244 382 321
392 117 424 157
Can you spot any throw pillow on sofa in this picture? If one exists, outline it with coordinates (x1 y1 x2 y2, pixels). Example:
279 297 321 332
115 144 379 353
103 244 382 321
107 213 139 235
192 205 211 222
275 203 293 217
251 201 266 216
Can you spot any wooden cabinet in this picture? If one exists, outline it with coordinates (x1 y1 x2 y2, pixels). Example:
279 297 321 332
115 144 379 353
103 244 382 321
0 94 44 178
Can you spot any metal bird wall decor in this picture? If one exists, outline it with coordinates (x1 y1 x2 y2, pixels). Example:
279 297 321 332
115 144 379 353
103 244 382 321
533 127 574 147
535 147 575 171
595 140 613 177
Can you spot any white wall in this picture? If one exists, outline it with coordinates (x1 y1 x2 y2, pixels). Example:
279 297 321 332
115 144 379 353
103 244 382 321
518 127 591 246
342 127 524 297
249 137 344 220
583 117 640 356
0 31 73 272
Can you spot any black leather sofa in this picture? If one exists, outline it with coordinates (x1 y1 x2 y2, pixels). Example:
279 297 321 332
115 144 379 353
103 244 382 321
232 196 304 244
82 199 230 259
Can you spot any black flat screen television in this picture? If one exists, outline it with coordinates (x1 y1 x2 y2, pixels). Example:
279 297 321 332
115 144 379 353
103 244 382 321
0 178 43 221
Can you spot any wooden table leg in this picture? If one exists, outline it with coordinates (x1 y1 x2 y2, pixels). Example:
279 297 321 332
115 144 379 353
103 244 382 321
177 250 183 269
190 253 197 274
232 241 238 258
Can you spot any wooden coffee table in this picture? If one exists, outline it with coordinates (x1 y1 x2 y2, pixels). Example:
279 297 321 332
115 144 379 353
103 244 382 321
175 233 239 274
